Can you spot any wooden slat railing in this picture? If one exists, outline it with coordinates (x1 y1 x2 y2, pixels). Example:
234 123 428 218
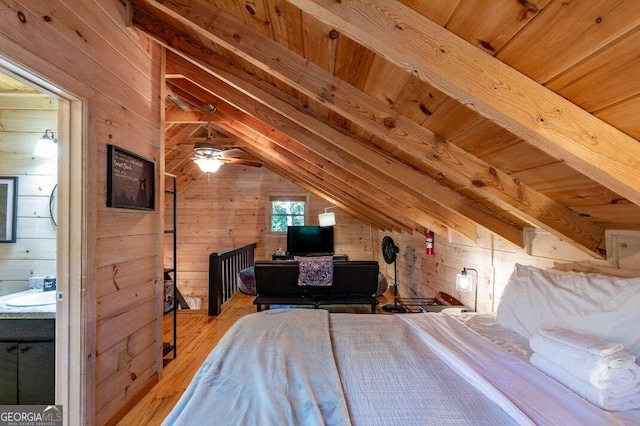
208 243 257 316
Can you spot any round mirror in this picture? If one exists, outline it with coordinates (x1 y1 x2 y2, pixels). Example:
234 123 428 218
49 184 58 226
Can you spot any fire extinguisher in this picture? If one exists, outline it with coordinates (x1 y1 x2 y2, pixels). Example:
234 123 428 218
425 229 434 256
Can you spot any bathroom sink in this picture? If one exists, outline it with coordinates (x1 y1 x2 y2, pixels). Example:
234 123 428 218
5 291 57 307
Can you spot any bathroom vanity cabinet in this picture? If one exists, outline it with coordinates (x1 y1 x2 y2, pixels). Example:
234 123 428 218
0 318 55 405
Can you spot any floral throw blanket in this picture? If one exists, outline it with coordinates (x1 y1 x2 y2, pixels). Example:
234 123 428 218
295 256 333 286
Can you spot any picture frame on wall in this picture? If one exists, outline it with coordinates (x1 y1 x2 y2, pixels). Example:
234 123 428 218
106 145 156 211
0 176 18 243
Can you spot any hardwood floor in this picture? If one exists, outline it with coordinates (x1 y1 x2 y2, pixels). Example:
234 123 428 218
117 291 394 425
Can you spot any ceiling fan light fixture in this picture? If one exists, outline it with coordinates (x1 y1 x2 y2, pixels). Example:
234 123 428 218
195 157 223 173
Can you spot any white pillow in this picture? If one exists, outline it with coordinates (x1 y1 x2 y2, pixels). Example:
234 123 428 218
496 264 640 359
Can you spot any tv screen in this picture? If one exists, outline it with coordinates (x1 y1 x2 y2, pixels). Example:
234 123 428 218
286 226 334 256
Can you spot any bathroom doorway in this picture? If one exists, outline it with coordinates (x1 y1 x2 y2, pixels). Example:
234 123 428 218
0 61 85 424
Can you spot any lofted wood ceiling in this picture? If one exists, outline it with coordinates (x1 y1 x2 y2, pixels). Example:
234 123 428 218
130 0 640 258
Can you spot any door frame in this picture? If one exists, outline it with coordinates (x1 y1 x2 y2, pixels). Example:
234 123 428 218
0 57 89 425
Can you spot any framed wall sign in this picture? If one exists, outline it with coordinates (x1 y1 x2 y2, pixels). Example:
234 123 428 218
107 145 156 211
0 176 18 243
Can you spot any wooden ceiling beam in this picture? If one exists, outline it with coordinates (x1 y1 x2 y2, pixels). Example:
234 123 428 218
168 75 460 239
288 0 640 206
222 121 415 233
132 1 606 257
217 110 428 234
165 123 201 151
166 80 414 233
245 148 404 232
164 109 208 123
167 53 525 247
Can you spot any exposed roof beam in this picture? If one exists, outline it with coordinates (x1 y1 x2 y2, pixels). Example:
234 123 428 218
167 75 463 239
165 110 208 123
221 118 416 233
289 0 640 206
243 146 406 232
165 123 200 150
167 54 525 248
165 84 414 233
132 1 605 257
165 81 421 233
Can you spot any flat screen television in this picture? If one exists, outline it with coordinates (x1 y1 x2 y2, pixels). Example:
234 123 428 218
286 226 334 256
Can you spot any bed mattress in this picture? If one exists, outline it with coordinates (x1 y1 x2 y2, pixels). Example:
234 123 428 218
163 309 640 425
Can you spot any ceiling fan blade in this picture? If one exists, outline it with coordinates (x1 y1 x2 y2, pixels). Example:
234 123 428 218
218 148 247 159
225 158 263 167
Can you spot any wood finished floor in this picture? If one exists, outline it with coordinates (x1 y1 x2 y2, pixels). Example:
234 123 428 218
117 291 394 425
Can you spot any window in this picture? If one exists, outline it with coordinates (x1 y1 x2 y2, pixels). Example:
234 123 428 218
270 196 306 232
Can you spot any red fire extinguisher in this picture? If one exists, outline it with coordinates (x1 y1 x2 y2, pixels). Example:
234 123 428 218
425 229 434 256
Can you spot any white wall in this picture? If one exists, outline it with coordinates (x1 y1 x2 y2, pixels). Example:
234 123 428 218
0 90 57 296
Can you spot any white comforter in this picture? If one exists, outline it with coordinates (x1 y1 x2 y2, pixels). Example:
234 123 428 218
164 309 640 425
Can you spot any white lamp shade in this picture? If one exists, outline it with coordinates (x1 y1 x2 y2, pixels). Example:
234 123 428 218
34 138 57 159
195 158 223 173
318 212 336 227
455 273 473 292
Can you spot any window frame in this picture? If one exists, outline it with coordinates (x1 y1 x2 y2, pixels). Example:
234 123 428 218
268 195 308 233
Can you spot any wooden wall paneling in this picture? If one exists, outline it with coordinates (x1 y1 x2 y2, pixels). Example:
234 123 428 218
95 321 156 385
96 211 158 239
595 95 640 140
95 299 156 356
445 0 551 54
0 1 163 424
96 256 158 299
497 0 640 83
546 28 640 112
571 204 640 230
300 11 336 117
0 93 56 110
96 234 158 268
0 109 57 131
95 345 156 425
287 0 640 212
268 1 305 56
398 0 461 26
476 141 556 175
0 1 155 125
362 55 411 109
420 97 485 141
0 259 56 280
17 0 155 101
93 94 159 159
0 101 57 292
97 279 156 323
391 76 448 125
606 231 640 269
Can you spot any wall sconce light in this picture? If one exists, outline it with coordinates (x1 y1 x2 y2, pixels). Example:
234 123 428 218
34 129 58 159
455 267 478 312
194 158 223 173
318 206 336 227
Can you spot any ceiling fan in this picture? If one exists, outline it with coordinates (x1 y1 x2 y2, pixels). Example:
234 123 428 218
192 104 253 173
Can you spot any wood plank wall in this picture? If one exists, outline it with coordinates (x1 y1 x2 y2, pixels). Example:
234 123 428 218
0 1 163 424
166 165 374 307
0 95 58 296
376 228 640 313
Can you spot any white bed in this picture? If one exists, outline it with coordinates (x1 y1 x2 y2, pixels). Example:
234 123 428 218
164 265 640 425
